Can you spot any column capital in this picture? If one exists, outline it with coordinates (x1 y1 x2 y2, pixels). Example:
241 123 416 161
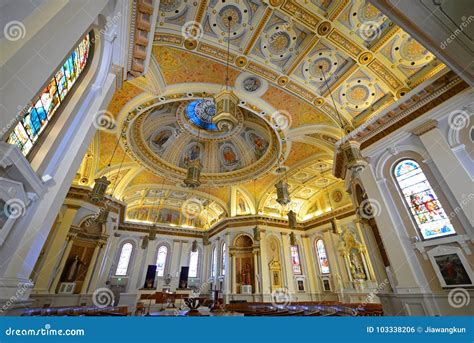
412 119 438 136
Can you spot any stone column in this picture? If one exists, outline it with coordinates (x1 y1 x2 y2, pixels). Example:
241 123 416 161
224 234 231 295
413 120 474 226
34 205 79 293
231 252 237 294
280 233 295 293
81 240 104 293
49 233 76 293
302 235 319 296
253 249 260 294
259 230 270 296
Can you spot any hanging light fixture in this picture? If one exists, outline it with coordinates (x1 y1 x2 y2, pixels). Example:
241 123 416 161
191 239 198 252
90 176 111 203
287 209 297 229
289 231 297 246
183 158 202 188
213 16 239 132
184 128 203 188
90 129 122 203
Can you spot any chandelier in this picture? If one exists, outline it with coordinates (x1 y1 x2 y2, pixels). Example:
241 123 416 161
90 176 110 203
183 158 202 188
213 16 239 132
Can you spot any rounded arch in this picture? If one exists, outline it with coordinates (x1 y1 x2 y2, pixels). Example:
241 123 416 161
112 238 138 277
383 151 464 240
233 233 254 247
154 240 172 277
313 236 331 275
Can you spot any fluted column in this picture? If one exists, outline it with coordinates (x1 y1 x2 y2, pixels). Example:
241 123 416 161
253 249 259 294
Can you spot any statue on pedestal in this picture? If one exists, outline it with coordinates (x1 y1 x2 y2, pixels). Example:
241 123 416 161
65 255 85 282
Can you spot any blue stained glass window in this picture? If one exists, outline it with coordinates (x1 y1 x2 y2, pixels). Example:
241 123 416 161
6 32 92 156
394 159 456 240
186 99 218 131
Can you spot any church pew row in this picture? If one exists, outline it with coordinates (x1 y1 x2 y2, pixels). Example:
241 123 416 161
21 305 129 316
225 301 383 316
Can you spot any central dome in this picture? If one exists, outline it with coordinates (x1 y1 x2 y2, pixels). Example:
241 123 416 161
122 98 280 187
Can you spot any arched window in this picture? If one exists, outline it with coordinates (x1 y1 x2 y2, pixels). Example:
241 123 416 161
394 159 456 240
189 250 199 278
221 242 226 276
211 246 217 278
316 239 330 274
115 242 133 276
290 245 302 275
156 245 168 277
7 32 92 156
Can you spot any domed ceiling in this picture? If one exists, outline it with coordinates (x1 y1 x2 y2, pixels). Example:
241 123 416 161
122 97 279 187
73 0 446 231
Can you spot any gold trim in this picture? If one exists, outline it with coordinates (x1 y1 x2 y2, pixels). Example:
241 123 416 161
277 76 289 86
194 0 209 24
184 39 197 50
317 21 332 36
358 52 373 65
243 7 272 55
285 35 319 75
235 56 248 67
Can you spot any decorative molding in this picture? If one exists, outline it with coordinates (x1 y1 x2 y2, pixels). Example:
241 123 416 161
411 119 438 137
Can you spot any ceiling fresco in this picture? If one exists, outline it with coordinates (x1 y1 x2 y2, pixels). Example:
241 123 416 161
73 0 446 230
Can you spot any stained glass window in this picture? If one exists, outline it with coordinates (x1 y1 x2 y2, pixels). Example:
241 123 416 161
186 99 218 131
189 250 199 278
394 159 456 239
316 240 330 274
6 32 92 156
115 242 133 276
156 245 168 277
291 245 302 274
211 246 217 278
221 243 226 276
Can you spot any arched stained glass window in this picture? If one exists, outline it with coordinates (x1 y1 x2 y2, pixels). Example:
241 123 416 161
6 32 92 156
221 243 226 276
211 246 217 278
156 245 168 277
189 250 199 278
316 240 330 274
290 245 302 275
115 242 133 276
394 159 456 240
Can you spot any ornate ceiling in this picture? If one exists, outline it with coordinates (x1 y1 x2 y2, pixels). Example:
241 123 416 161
73 0 446 231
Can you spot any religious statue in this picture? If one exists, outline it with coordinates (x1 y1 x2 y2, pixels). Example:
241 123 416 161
241 263 252 285
65 255 85 282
